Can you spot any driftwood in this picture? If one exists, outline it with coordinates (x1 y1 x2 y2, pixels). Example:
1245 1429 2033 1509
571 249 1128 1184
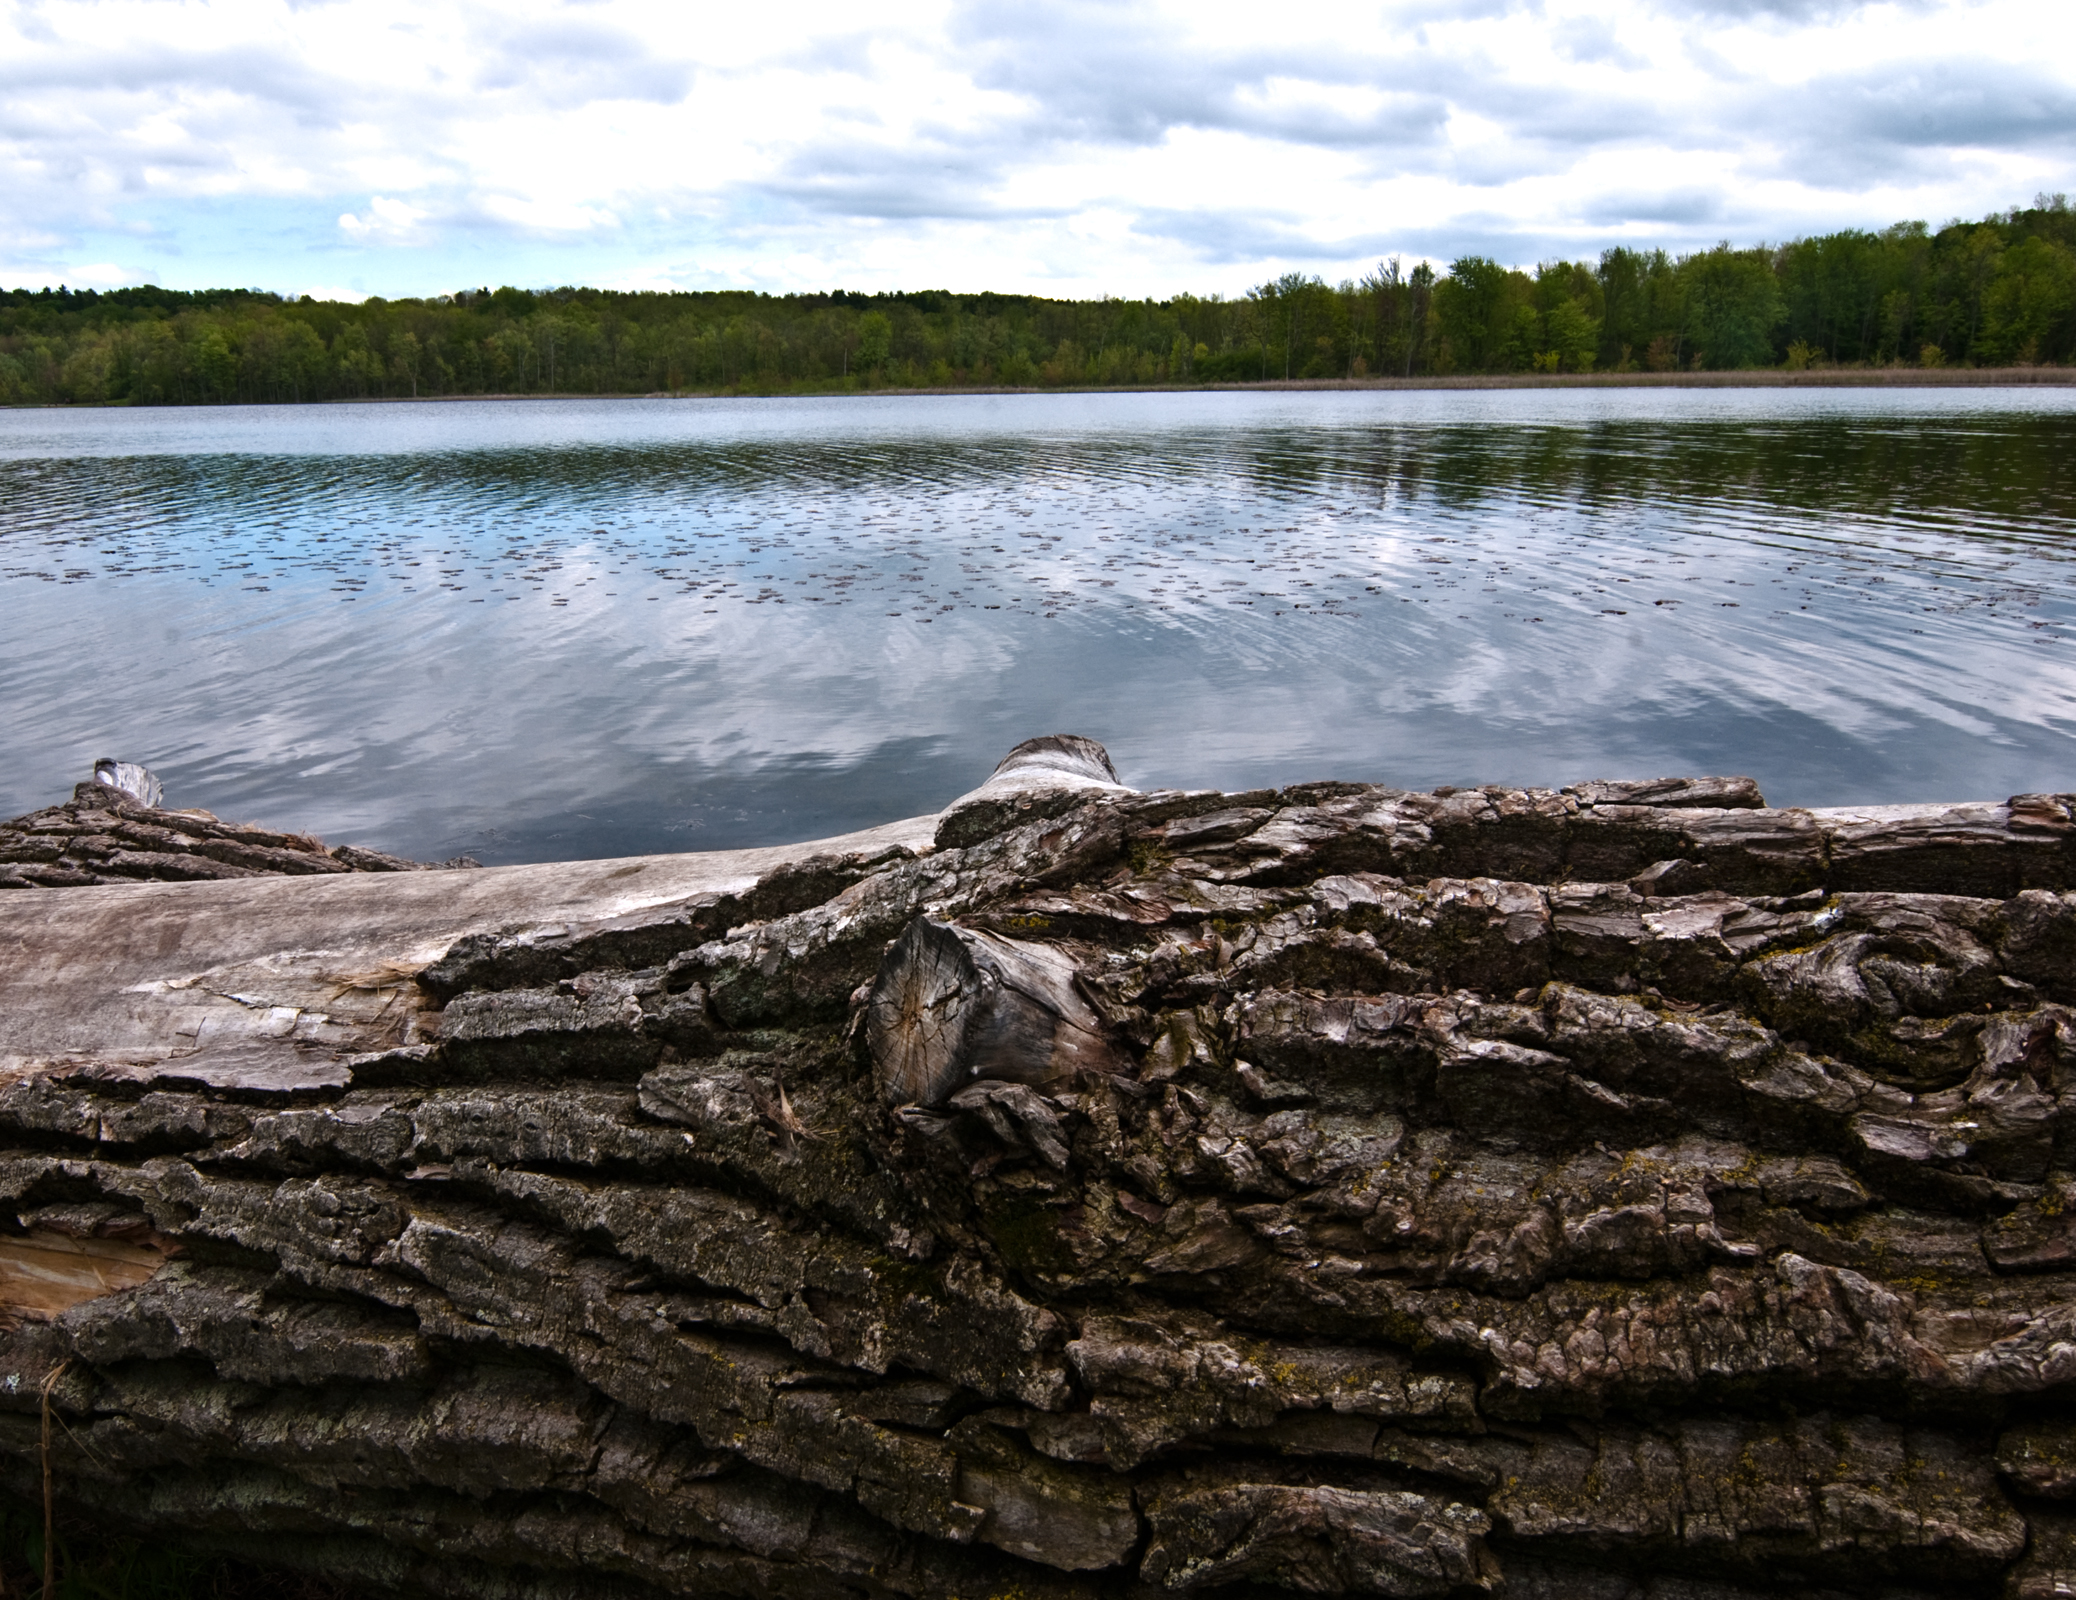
5 742 2076 1597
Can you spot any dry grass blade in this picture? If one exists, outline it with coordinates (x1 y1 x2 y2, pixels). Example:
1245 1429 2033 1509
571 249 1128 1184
748 1074 820 1158
39 1359 69 1600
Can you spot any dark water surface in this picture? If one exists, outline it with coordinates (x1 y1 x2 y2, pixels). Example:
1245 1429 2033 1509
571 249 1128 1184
3 389 2073 864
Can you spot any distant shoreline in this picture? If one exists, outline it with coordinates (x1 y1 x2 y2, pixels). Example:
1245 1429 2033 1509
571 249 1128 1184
6 366 2074 411
818 367 2076 397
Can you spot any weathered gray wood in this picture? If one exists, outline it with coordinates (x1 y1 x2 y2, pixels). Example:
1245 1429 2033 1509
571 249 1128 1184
866 917 1124 1107
91 758 161 808
1562 773 1763 809
0 813 938 1081
988 733 1121 786
934 732 1135 849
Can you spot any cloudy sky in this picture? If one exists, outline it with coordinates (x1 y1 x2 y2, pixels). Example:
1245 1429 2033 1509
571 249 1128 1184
1 0 2070 300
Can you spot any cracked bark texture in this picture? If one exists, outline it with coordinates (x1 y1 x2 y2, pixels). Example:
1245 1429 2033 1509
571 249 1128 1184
0 778 464 888
7 749 2076 1599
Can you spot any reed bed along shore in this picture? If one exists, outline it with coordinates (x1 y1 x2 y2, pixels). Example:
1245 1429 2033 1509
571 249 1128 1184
17 363 2061 406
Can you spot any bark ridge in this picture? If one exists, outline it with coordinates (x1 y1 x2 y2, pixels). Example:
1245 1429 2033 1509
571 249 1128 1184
3 753 2076 1599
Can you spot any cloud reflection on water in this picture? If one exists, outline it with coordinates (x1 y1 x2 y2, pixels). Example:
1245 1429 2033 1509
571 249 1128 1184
1 390 2072 865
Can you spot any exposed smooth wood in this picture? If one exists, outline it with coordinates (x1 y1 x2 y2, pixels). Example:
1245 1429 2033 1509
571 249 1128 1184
986 734 1120 787
0 812 939 1083
91 760 162 808
933 733 1135 849
0 1232 174 1322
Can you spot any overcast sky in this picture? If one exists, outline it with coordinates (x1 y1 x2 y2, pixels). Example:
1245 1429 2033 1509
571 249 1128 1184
2 0 2070 300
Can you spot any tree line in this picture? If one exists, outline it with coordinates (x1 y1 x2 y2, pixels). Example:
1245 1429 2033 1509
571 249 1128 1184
3 197 2073 406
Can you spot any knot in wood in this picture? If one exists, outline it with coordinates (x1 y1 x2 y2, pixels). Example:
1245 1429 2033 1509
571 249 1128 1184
866 917 1123 1108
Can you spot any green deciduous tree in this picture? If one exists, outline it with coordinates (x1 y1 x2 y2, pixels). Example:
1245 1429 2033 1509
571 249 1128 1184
1980 237 2076 364
3 197 2073 411
1433 256 1529 373
855 311 892 373
1681 246 1785 369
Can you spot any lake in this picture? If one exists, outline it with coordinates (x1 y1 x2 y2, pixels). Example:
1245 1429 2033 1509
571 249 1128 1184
2 388 2073 865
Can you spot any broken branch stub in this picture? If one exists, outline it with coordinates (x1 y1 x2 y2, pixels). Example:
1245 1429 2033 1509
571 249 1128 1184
867 917 1124 1107
988 733 1121 786
91 758 162 809
934 733 1135 850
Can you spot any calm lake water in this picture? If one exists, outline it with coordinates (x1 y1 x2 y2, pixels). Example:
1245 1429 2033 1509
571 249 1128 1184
3 389 2074 865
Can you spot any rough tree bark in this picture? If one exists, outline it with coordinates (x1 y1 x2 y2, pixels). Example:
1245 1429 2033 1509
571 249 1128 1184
4 742 2076 1598
0 773 462 889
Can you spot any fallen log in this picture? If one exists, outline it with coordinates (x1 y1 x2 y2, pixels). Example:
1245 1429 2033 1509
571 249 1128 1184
3 743 2076 1598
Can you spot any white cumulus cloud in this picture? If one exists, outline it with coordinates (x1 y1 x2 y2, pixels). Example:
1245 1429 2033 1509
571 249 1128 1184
338 196 431 244
0 0 2067 296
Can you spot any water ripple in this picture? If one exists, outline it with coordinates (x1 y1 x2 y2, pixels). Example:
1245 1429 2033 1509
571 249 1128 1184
1 390 2073 862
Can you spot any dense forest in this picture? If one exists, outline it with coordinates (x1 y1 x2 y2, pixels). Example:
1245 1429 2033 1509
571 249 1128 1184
3 197 2073 405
